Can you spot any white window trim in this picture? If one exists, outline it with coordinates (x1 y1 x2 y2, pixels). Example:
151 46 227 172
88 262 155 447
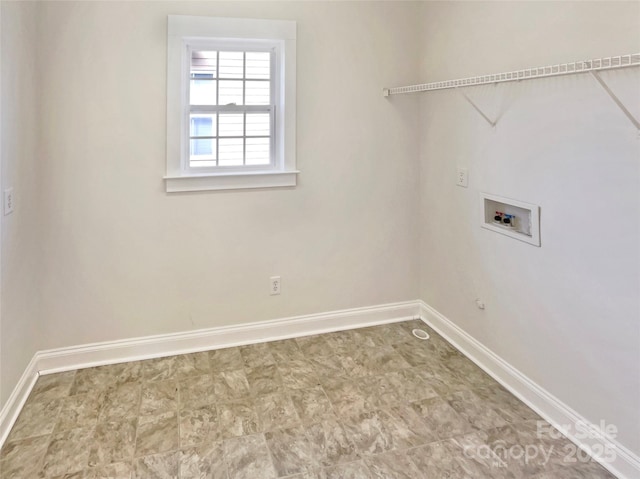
166 15 297 192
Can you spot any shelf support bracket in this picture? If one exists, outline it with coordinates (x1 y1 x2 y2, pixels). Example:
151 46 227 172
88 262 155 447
459 90 496 128
591 71 640 131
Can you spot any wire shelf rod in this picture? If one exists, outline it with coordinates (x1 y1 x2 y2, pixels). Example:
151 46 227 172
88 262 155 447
383 53 640 97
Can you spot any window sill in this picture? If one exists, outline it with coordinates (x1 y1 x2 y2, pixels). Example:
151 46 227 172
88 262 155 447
164 170 299 193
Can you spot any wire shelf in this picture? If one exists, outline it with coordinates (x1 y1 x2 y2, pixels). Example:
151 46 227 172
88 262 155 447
384 53 640 96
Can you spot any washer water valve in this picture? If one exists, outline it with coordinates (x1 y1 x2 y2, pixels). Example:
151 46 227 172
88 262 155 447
493 211 516 228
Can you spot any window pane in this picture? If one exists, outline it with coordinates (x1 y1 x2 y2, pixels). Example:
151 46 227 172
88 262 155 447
246 52 270 80
219 80 243 105
246 113 270 136
219 138 244 166
191 51 217 77
190 114 216 137
219 113 244 137
190 79 216 106
245 138 270 165
190 138 217 167
245 81 270 105
219 51 243 79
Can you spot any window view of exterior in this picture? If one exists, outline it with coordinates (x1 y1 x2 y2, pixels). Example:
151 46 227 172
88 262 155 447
189 50 273 168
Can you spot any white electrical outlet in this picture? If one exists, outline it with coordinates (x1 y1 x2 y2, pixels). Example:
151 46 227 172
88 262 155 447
456 167 468 187
270 276 281 295
4 188 14 215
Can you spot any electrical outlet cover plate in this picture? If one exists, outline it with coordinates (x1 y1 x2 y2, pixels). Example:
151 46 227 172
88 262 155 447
456 167 468 187
270 276 281 295
4 188 14 215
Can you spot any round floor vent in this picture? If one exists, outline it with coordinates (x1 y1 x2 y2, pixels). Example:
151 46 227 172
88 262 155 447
412 328 430 340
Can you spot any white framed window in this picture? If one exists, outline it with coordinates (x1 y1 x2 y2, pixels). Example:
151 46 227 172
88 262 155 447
166 16 297 192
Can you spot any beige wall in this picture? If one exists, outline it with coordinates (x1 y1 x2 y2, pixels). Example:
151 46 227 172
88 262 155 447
36 1 421 347
418 1 640 454
0 0 42 404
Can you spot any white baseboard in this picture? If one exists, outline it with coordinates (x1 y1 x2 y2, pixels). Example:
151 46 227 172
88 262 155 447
0 300 420 449
0 356 39 448
35 301 421 375
419 300 640 479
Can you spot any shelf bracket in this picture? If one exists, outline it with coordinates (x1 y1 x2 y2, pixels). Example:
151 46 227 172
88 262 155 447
459 90 496 128
591 71 640 131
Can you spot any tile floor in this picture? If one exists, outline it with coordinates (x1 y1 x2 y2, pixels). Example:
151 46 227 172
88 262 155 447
0 320 615 478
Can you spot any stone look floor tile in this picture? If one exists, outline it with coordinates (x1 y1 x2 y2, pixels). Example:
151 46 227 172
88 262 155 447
355 347 412 375
135 411 179 457
240 343 276 368
209 348 244 372
413 362 470 396
484 424 532 474
140 379 178 416
357 375 403 409
140 356 178 382
306 356 346 379
278 359 320 390
178 374 216 409
70 366 120 396
27 371 76 404
392 339 442 368
320 376 371 418
363 450 424 479
41 426 95 477
88 417 137 467
322 460 371 479
254 392 301 432
323 330 364 351
406 439 471 479
383 369 439 403
0 320 609 478
0 435 50 478
84 461 133 478
410 396 474 440
174 352 210 378
224 433 277 479
132 450 179 479
212 369 251 401
265 426 317 476
331 329 379 350
289 386 336 425
450 430 508 472
532 460 616 478
179 404 220 448
269 339 306 363
7 398 62 441
341 410 399 456
385 404 437 446
473 384 540 423
333 352 372 379
180 441 228 479
343 407 432 456
296 335 333 358
98 382 141 423
305 418 359 467
245 364 283 396
446 389 509 430
444 354 498 389
218 399 261 438
110 362 144 385
368 323 415 346
56 392 102 432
